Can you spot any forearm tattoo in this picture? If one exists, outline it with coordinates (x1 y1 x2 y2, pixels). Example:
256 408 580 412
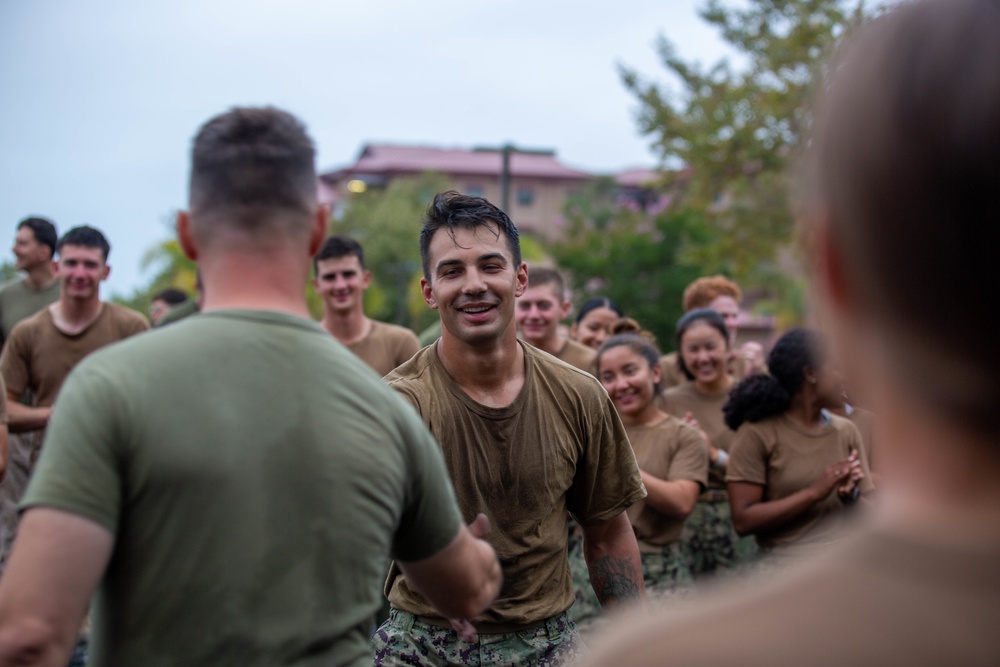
589 555 642 607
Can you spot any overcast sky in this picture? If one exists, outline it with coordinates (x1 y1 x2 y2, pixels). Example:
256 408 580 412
0 0 736 296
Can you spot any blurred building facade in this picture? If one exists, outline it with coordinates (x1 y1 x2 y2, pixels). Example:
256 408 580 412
320 144 664 238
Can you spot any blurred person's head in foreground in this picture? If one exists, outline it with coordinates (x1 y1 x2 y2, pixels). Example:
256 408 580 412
803 0 999 449
580 3 1000 665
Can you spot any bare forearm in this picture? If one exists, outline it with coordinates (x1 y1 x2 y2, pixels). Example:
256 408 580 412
639 472 698 518
6 403 50 434
0 509 112 667
582 512 646 611
399 521 502 620
729 485 821 536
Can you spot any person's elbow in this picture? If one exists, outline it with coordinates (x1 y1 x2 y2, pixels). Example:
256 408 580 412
0 615 66 666
676 493 698 519
729 507 755 536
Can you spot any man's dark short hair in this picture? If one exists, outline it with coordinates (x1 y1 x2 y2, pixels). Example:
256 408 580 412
57 225 110 262
419 191 521 280
17 217 58 257
313 235 366 274
151 288 189 306
189 107 316 233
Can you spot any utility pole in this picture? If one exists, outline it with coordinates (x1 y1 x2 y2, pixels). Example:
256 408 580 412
473 143 555 214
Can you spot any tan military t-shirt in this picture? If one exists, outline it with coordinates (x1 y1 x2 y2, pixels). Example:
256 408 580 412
626 416 708 547
0 278 61 346
1 303 150 407
385 341 646 625
555 337 597 374
583 515 1000 667
658 381 735 489
726 414 873 553
346 319 420 378
658 352 685 390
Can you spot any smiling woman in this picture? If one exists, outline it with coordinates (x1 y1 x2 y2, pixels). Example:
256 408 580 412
570 297 624 351
659 308 758 576
596 326 707 604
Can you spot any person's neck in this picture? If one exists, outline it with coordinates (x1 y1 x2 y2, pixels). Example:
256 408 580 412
529 331 565 356
620 404 667 428
51 295 104 335
694 373 733 396
437 324 525 407
23 264 56 291
321 307 370 345
785 391 825 429
873 381 1000 543
199 253 312 319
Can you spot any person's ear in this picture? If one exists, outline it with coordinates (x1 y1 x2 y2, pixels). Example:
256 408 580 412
177 211 198 261
514 263 528 297
308 206 329 257
421 277 438 310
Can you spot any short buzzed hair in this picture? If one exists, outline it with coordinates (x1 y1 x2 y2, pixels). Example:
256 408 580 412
18 217 58 257
527 266 565 300
189 107 317 240
314 235 366 274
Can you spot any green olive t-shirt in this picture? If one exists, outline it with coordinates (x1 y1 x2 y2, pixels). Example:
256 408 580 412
22 310 462 667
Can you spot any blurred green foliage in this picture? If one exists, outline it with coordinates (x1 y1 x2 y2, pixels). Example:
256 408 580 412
617 0 871 327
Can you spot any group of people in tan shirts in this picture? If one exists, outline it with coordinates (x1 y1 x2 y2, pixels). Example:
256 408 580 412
0 1 997 664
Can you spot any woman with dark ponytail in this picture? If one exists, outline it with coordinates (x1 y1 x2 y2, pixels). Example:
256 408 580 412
724 329 872 560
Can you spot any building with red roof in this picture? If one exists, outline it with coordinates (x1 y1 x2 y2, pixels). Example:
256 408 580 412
320 144 597 237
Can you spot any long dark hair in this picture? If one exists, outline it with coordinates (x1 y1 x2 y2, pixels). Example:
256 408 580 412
723 329 824 430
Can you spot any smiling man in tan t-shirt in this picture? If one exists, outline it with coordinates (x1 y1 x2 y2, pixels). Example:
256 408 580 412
1 226 149 442
314 235 420 377
515 265 597 374
373 191 647 667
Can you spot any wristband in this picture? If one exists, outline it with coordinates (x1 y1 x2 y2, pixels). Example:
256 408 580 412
714 450 729 468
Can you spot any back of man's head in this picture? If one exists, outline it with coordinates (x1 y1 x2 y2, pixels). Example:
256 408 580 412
18 216 58 258
314 235 366 274
420 190 521 280
57 225 110 262
188 107 317 245
806 0 1000 434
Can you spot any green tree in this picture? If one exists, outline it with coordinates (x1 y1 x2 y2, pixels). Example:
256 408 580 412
0 261 17 284
551 177 711 348
619 0 868 298
112 215 199 316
